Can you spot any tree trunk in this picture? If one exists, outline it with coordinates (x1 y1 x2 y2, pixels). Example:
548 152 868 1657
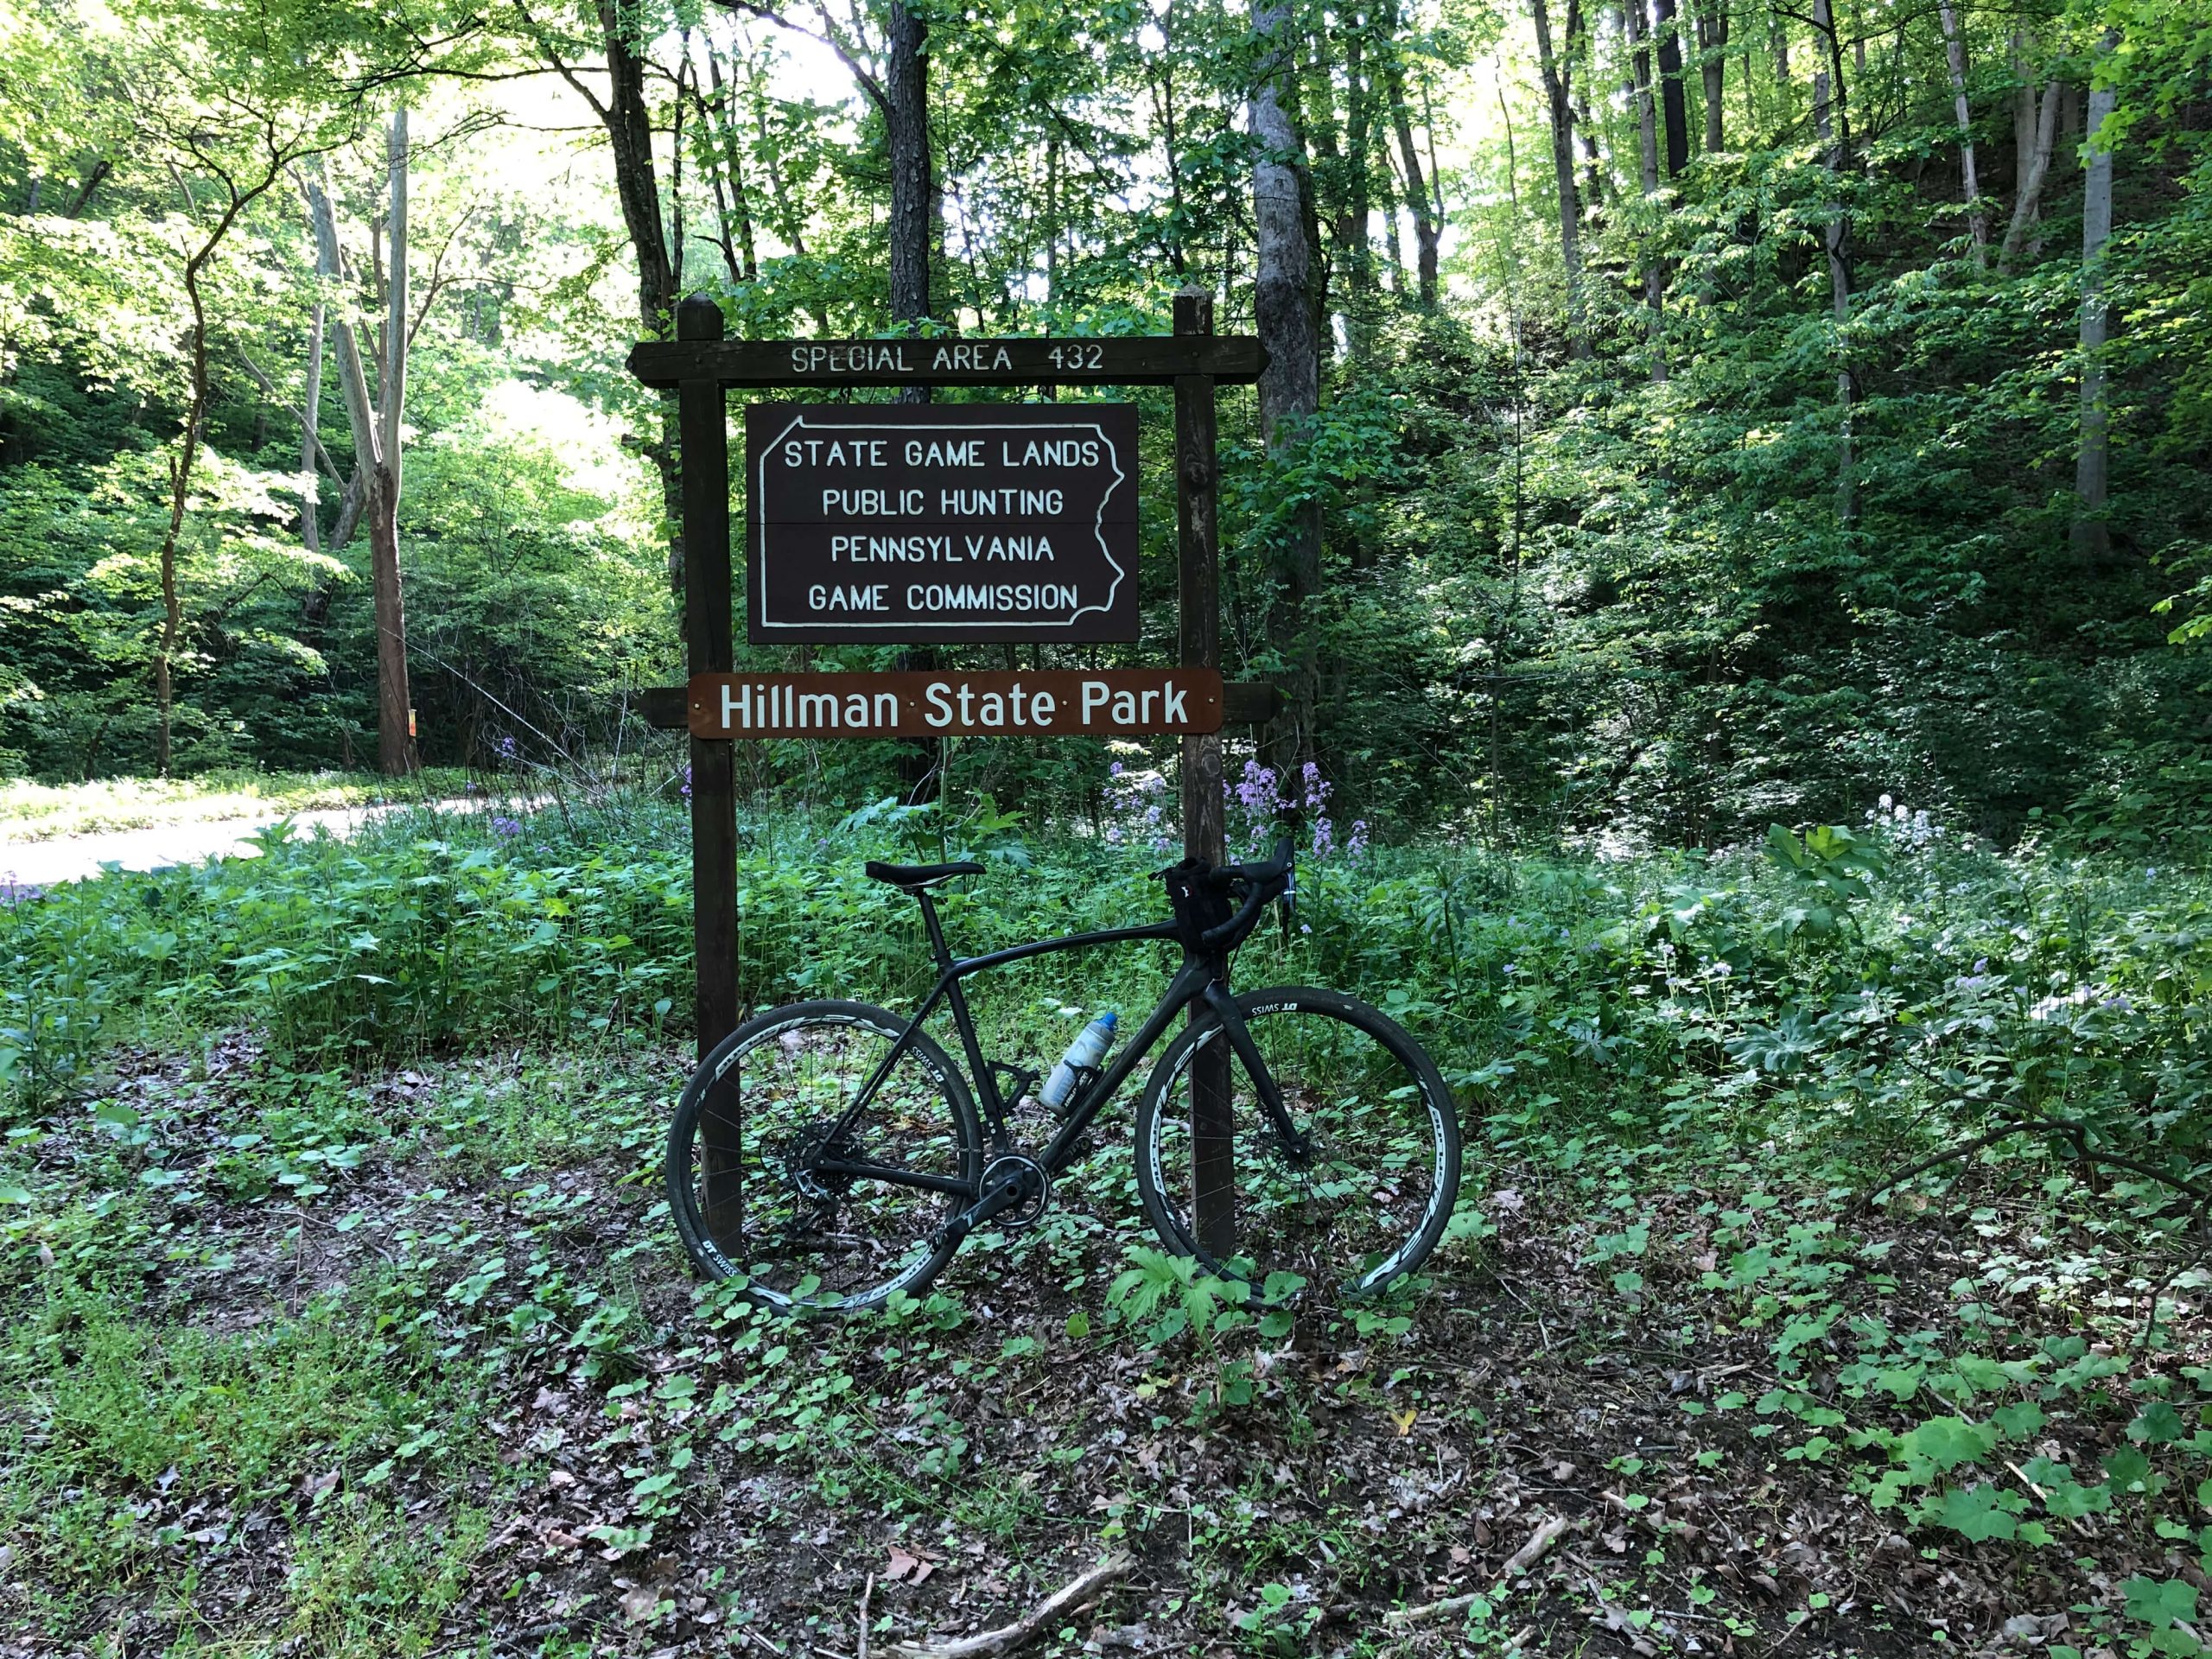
2072 41 2118 563
1252 0 1322 766
1567 0 1602 210
1936 0 1986 264
703 46 760 282
559 1 684 598
370 107 415 776
1629 2 1659 195
886 0 931 327
1383 72 1439 305
1531 0 1589 356
300 294 326 554
309 125 417 776
2011 29 2035 190
1652 0 1691 174
1998 79 2057 271
1627 0 1665 378
1811 0 1853 524
1345 19 1375 316
149 163 281 773
1696 0 1727 154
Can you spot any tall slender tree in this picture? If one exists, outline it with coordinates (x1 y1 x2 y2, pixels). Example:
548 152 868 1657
305 111 418 777
1695 0 1728 154
1936 0 1987 264
1251 0 1322 760
1531 0 1589 356
2073 34 2119 562
1811 0 1853 523
1651 0 1691 172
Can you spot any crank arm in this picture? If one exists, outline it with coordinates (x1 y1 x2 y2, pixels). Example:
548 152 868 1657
930 1169 1034 1252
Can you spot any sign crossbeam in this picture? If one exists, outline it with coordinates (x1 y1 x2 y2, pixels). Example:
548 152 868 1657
629 334 1265 390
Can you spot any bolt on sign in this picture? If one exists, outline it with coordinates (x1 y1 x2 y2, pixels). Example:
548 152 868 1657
747 404 1138 643
688 669 1223 740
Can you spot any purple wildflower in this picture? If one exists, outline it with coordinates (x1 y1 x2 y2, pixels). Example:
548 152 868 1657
491 816 522 837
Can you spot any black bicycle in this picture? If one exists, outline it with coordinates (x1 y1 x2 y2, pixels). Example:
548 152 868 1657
665 841 1462 1312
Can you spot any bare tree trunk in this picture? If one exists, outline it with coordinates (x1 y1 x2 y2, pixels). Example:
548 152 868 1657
1531 0 1589 356
1568 0 1603 210
1627 0 1666 378
537 3 684 597
1770 4 1789 105
308 124 417 776
703 45 759 282
1936 0 1986 265
370 107 415 777
1252 0 1322 766
300 293 326 554
1696 0 1728 154
150 156 290 774
1652 0 1691 173
2072 41 2117 563
1998 79 2057 271
1384 55 1440 306
1630 2 1659 194
1811 0 1853 524
1344 17 1376 326
887 0 931 327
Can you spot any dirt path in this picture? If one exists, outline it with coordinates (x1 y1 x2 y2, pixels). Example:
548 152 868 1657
0 796 494 888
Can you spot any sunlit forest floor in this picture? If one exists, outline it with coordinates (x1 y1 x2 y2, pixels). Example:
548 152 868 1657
3 802 2209 1656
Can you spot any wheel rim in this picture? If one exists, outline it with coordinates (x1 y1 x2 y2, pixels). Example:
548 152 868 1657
1147 1002 1452 1298
683 1014 972 1307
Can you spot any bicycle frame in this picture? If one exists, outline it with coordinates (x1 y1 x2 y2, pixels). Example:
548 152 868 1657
804 887 1297 1206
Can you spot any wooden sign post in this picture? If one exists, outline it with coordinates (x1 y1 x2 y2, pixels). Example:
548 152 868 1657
632 289 1266 1255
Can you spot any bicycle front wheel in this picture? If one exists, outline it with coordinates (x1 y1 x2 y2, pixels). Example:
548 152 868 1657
667 1000 982 1311
1133 987 1461 1300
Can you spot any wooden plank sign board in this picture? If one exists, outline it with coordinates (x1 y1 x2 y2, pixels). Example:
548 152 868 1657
628 334 1266 389
747 404 1138 644
687 669 1222 740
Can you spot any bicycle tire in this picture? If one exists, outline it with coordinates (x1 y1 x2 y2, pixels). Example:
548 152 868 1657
667 999 982 1312
1131 986 1461 1300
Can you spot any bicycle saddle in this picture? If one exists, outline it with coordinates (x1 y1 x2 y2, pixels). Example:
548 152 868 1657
863 859 984 891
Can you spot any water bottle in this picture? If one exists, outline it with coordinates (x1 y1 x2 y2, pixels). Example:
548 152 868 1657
1039 1011 1117 1112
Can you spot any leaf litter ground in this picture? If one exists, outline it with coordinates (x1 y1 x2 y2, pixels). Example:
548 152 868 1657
3 1038 2209 1659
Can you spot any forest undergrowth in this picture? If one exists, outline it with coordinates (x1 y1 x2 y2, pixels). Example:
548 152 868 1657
2 793 2209 1657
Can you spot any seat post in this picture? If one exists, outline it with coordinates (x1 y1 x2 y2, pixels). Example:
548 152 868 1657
913 889 956 969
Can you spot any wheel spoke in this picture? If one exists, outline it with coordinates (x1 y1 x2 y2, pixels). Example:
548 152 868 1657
670 1007 977 1309
1141 994 1458 1299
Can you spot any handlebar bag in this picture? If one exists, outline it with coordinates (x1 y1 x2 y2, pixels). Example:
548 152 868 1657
1158 857 1235 950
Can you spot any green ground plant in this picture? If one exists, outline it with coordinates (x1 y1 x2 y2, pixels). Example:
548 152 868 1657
3 797 2210 1653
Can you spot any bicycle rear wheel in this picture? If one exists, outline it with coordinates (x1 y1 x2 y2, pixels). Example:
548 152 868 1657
667 1000 982 1311
1133 987 1460 1300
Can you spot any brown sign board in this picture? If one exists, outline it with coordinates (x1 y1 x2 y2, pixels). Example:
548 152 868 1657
628 334 1266 390
747 404 1139 645
687 669 1223 740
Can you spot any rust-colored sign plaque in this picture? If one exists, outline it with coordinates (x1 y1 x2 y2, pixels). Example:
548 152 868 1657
687 669 1221 740
746 404 1139 644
